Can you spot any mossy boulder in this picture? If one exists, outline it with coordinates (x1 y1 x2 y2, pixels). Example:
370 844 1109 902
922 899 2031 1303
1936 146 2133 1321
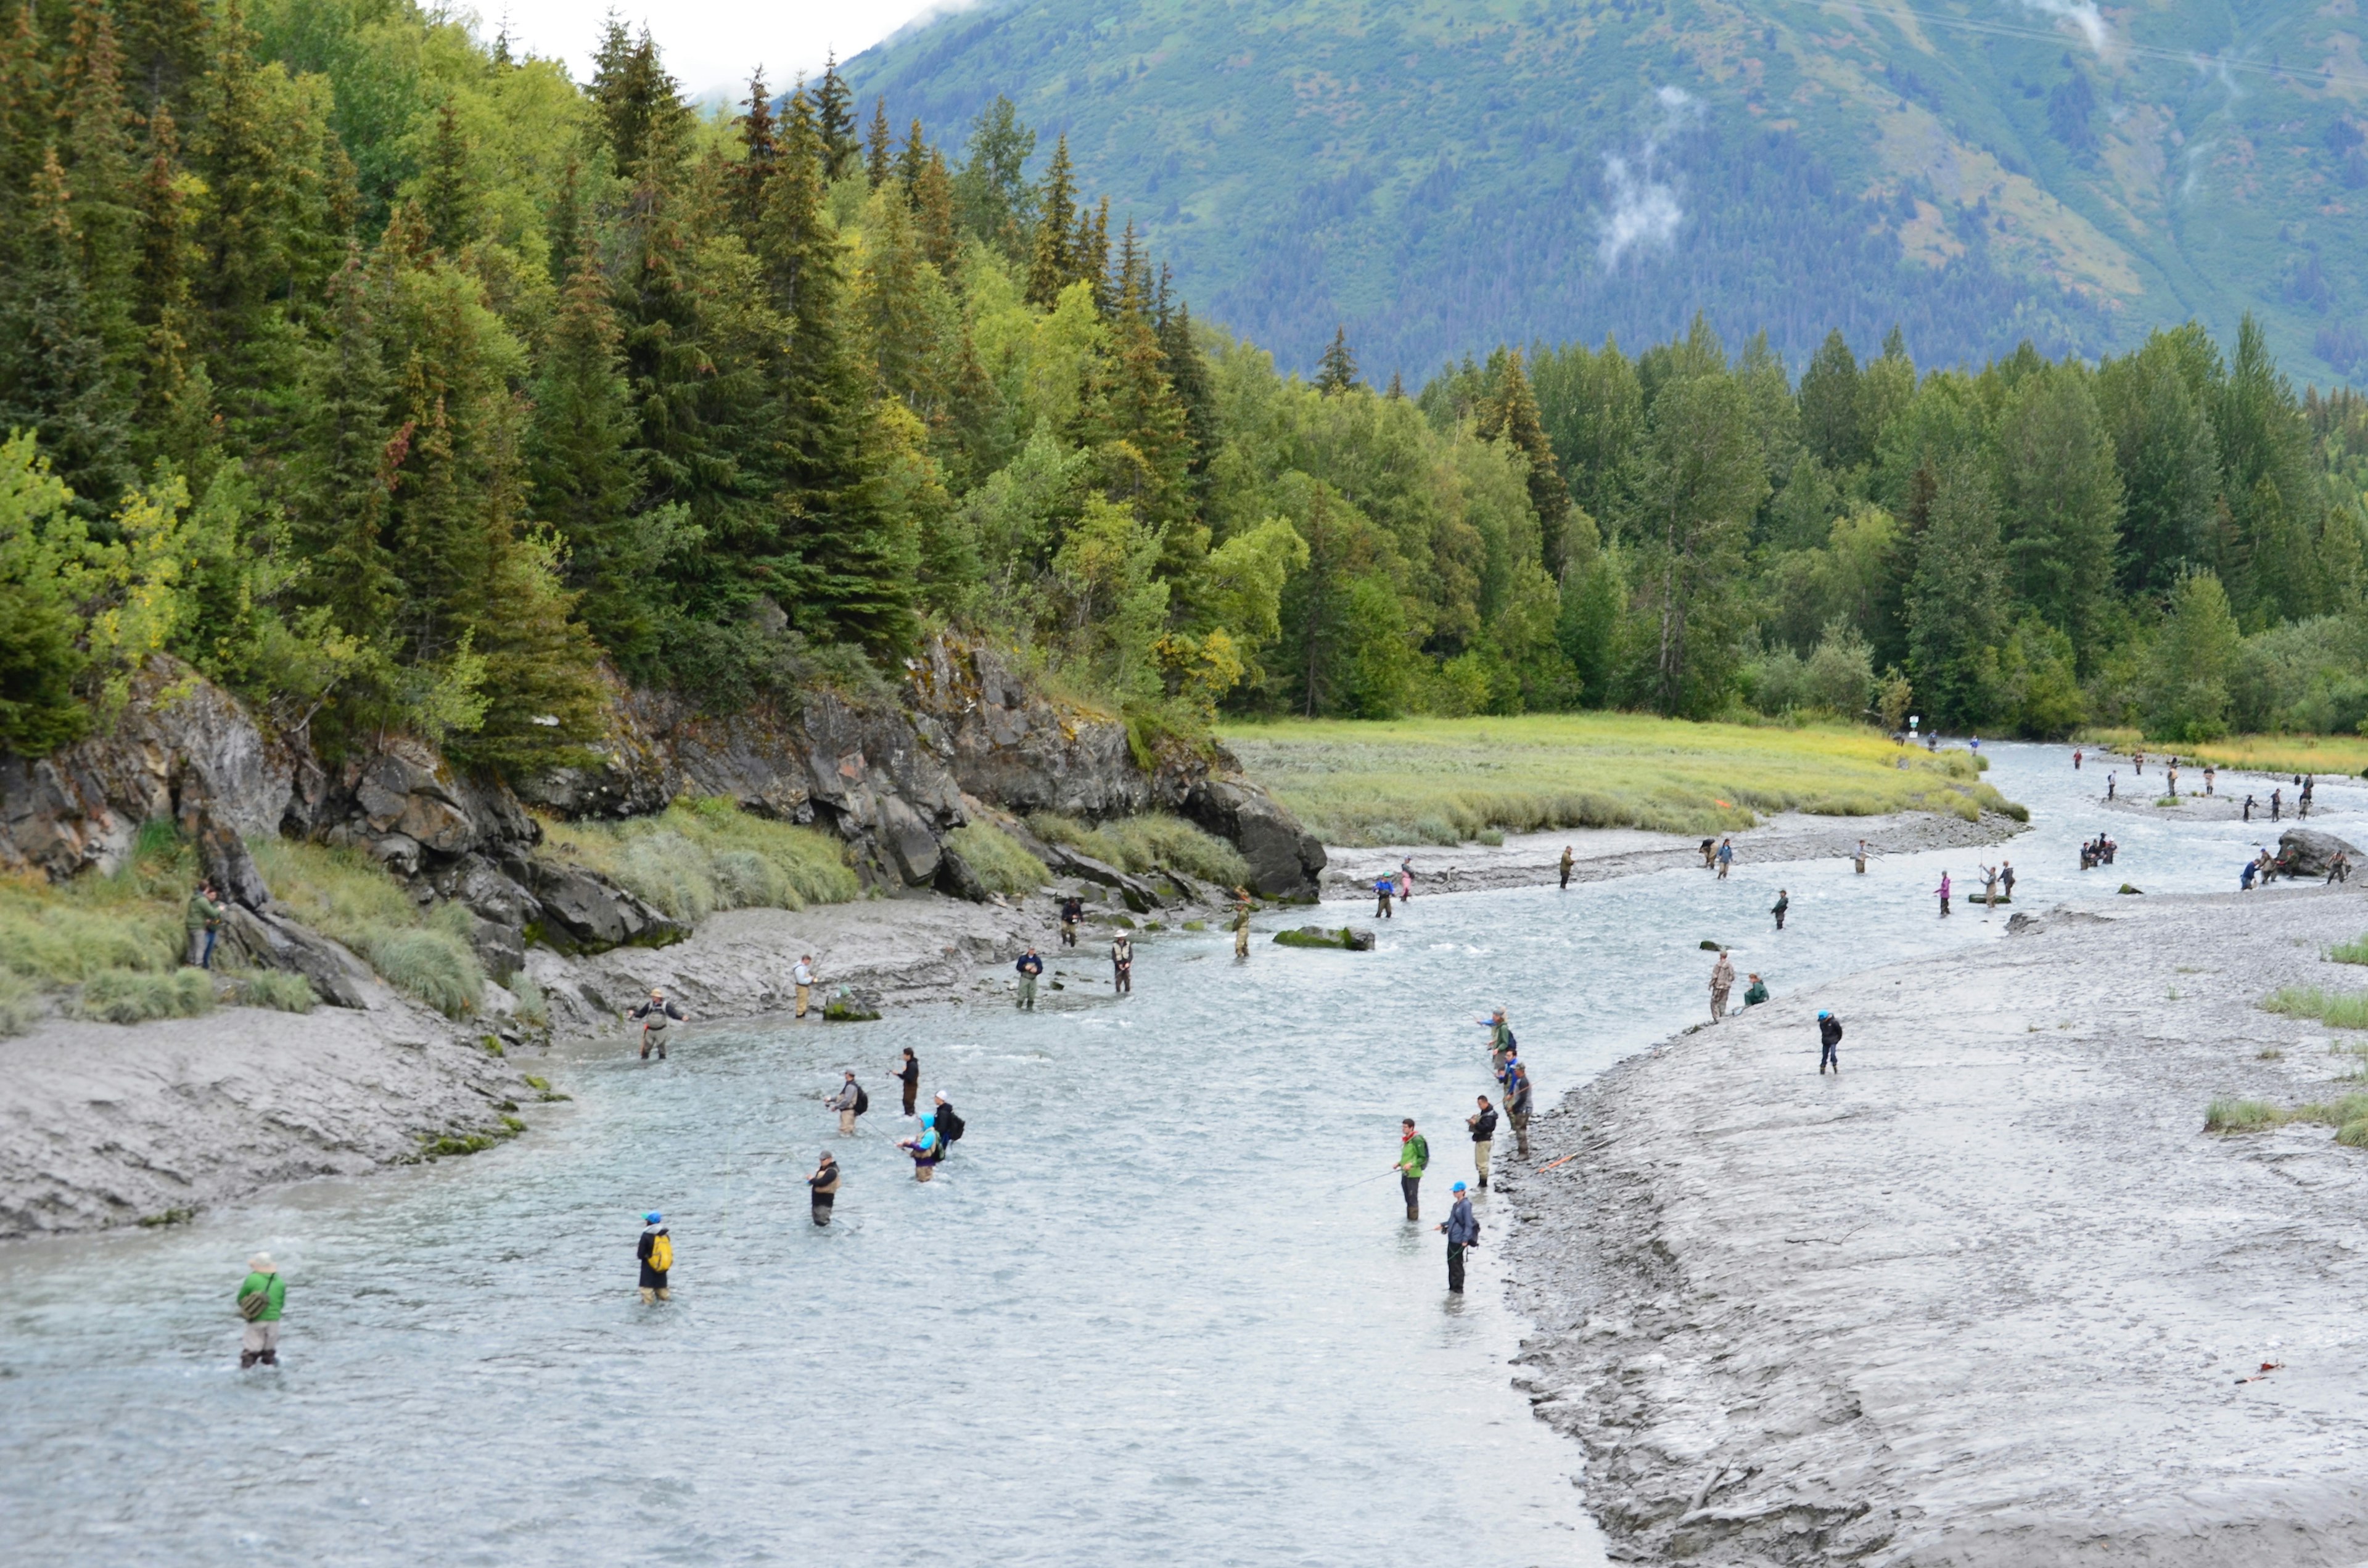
1273 925 1375 951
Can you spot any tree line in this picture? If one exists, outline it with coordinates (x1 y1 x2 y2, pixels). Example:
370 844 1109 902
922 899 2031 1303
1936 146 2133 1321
1 1 2362 774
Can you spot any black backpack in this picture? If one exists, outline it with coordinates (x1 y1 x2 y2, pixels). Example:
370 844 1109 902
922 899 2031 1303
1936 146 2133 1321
853 1083 870 1115
939 1106 966 1143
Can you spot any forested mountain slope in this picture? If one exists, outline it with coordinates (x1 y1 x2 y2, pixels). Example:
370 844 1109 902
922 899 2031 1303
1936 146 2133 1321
853 0 2368 383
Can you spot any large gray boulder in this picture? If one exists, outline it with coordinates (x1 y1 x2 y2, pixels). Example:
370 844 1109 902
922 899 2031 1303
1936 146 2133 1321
2277 827 2359 878
522 860 686 953
216 905 375 1009
1042 842 1164 912
1185 778 1326 901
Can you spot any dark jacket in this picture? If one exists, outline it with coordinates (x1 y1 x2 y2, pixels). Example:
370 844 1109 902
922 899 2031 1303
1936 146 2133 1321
630 998 686 1024
1016 953 1043 977
1469 1107 1498 1143
935 1101 964 1147
1507 1077 1532 1116
1445 1197 1479 1246
1060 898 1082 924
1819 1016 1844 1049
636 1226 670 1287
809 1160 839 1197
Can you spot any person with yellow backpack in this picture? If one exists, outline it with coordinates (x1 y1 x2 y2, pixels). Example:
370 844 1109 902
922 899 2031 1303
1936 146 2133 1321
637 1212 673 1303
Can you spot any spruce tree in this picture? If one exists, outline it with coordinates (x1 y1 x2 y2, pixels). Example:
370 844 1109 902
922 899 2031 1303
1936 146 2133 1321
0 145 134 516
1797 329 1866 471
129 100 208 463
814 52 857 181
1075 194 1111 310
755 90 914 652
1315 326 1359 395
289 247 398 652
910 142 959 269
1153 271 1218 508
1026 133 1077 306
1478 349 1575 574
59 0 139 372
116 0 208 119
864 96 891 189
954 94 1034 255
418 100 475 255
734 69 775 234
894 117 927 193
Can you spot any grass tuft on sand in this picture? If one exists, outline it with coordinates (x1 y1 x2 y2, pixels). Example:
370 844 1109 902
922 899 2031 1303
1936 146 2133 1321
2263 985 2368 1030
944 822 1048 895
78 966 215 1023
2330 933 2368 965
536 798 857 922
2206 1093 2368 1140
1027 811 1251 885
1222 714 2018 846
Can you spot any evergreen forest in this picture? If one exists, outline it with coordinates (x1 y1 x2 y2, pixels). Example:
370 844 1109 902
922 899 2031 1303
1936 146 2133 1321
1 0 2365 773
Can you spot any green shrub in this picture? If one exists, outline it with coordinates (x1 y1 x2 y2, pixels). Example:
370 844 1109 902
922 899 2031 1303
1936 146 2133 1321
945 821 1048 895
0 974 44 1036
234 971 317 1012
538 798 857 922
1027 811 1251 885
2338 1118 2368 1149
2205 1098 2282 1132
2331 933 2368 965
355 923 483 1019
2264 985 2368 1029
80 966 215 1024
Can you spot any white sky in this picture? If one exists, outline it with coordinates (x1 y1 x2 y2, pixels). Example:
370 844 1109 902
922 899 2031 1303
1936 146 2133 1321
478 0 961 102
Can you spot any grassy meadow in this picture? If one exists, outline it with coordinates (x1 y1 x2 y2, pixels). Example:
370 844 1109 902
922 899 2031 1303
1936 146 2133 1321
1222 714 2020 847
2079 728 2368 779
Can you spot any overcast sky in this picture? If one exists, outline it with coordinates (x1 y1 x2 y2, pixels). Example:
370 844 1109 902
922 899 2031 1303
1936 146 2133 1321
484 0 962 101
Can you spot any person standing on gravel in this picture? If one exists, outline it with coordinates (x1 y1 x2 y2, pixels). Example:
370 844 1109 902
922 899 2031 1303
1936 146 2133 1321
1709 949 1735 1020
829 1070 865 1135
1015 948 1043 1011
1396 1118 1429 1220
1770 889 1789 931
2204 765 2216 797
1439 1182 1479 1294
808 1151 841 1226
1559 846 1574 889
235 1252 284 1369
793 954 816 1019
1818 1011 1843 1075
2107 773 2116 801
1467 1094 1498 1190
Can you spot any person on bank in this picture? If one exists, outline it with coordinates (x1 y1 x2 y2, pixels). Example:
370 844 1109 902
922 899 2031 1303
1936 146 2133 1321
1397 1117 1429 1220
793 954 816 1019
808 1152 840 1226
1559 845 1575 889
1467 1094 1498 1190
1111 931 1133 995
1439 1182 1479 1294
1015 948 1043 1010
1818 1010 1843 1076
1506 1066 1534 1160
1743 972 1769 1006
187 880 224 969
932 1090 965 1160
829 1069 866 1135
898 1117 942 1181
892 1048 921 1116
236 1252 285 1368
637 1213 672 1304
628 988 687 1060
1709 949 1735 1021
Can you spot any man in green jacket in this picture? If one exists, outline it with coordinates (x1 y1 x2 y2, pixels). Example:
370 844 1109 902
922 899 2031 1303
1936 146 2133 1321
236 1252 285 1368
1397 1117 1429 1221
187 880 224 969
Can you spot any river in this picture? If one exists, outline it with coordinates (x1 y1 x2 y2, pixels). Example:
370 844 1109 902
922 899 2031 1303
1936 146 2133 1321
2 743 2359 1566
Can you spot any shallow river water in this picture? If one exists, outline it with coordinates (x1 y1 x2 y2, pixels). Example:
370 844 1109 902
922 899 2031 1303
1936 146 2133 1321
4 744 2362 1566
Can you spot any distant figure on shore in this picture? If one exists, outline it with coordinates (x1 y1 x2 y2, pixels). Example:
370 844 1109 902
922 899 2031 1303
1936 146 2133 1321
1397 1118 1429 1220
2204 765 2215 796
1854 839 1868 874
829 1069 865 1135
2134 750 2145 776
628 988 686 1061
1506 1066 1534 1159
1111 931 1133 994
2166 763 2178 798
637 1213 672 1304
1374 877 1394 919
2073 748 2082 770
1559 846 1575 889
1709 949 1735 1020
793 954 816 1019
1743 972 1769 1006
2328 850 2351 885
1818 1011 1843 1075
1716 837 1735 879
1770 889 1789 930
1934 871 1952 917
1439 1182 1479 1294
1700 838 1717 869
187 880 223 969
1015 948 1043 1010
236 1252 284 1368
1467 1095 1497 1190
808 1152 840 1226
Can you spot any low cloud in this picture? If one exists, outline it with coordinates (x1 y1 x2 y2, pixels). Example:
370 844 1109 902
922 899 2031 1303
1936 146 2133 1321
1598 154 1683 268
2016 0 2107 54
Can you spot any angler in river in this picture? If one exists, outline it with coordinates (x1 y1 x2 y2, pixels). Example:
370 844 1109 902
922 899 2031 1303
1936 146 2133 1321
636 1213 672 1304
1439 1182 1479 1295
1111 931 1134 995
628 988 687 1060
807 1152 840 1226
234 1254 284 1369
1467 1094 1498 1190
829 1070 865 1135
1397 1119 1429 1220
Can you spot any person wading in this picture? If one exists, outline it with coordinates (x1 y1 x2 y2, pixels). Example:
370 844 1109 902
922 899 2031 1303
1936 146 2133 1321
829 1070 865 1136
1818 1010 1843 1075
1111 932 1133 995
2000 860 2016 903
637 1213 672 1304
1559 846 1575 889
1770 889 1789 931
1507 1066 1534 1160
1015 948 1043 1010
892 1048 921 1117
1231 891 1252 959
1854 839 1868 874
1399 858 1415 902
1716 837 1735 879
1375 877 1394 919
627 988 686 1060
1467 1095 1497 1191
187 880 224 970
932 1091 965 1160
1933 871 1952 917
1059 894 1083 949
793 954 816 1019
898 1117 942 1181
1439 1182 1479 1294
1709 949 1735 1021
1396 1118 1429 1220
235 1252 285 1369
808 1152 841 1226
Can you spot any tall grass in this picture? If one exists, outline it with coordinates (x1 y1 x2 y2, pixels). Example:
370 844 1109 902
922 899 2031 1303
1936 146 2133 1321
1027 811 1252 885
945 822 1048 895
2330 934 2368 965
2082 727 2368 778
250 838 486 1018
2263 985 2368 1030
537 797 857 922
1222 713 2018 846
79 967 214 1023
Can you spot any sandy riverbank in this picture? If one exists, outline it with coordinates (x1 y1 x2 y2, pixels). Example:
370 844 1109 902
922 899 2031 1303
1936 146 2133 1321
1502 882 2368 1565
1326 807 2026 897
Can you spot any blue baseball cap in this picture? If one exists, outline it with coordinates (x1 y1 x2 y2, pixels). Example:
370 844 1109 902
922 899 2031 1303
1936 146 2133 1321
1452 1181 1467 1192
644 1212 662 1223
1817 1011 1832 1020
